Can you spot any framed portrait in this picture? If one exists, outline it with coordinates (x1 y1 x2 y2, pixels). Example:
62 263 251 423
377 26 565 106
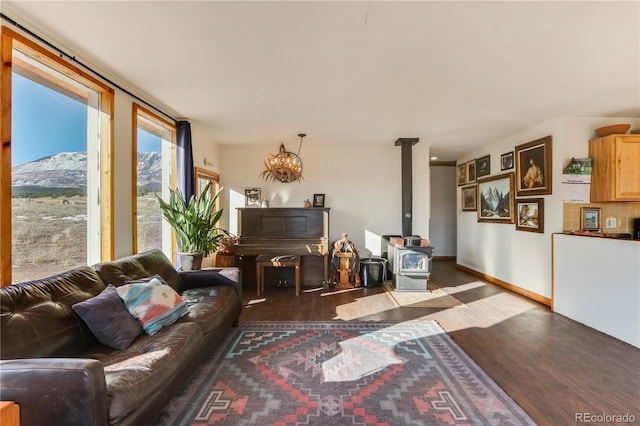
461 185 477 211
457 163 466 186
581 207 601 231
244 187 261 207
313 193 325 207
476 155 491 177
515 135 552 197
515 198 544 233
466 160 476 183
477 172 514 223
501 151 514 171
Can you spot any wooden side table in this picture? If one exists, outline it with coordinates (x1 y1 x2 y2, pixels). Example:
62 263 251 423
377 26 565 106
0 401 20 426
255 255 301 296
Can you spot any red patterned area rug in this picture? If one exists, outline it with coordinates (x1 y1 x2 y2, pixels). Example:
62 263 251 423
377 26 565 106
155 321 535 426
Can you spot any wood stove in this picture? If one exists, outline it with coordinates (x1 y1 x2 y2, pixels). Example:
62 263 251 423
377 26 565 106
390 238 433 291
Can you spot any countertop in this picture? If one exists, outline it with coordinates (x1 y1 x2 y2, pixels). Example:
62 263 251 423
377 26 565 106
559 231 638 241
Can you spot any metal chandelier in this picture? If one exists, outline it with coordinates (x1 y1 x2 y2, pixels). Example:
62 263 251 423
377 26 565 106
260 133 306 183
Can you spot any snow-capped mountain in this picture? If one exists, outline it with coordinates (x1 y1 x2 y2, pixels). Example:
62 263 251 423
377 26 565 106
12 151 161 189
483 187 501 212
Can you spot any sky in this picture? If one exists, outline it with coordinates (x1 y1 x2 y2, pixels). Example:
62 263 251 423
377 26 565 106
11 73 160 166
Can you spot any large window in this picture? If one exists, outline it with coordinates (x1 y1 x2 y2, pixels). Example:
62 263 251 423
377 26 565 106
0 26 113 286
133 104 175 257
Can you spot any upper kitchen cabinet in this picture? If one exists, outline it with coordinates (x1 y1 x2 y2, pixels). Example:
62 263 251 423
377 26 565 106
589 134 640 202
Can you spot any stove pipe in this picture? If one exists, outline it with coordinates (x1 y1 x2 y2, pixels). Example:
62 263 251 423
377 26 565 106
394 137 419 237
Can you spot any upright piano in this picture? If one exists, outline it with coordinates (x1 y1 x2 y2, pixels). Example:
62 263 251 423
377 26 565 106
235 207 330 286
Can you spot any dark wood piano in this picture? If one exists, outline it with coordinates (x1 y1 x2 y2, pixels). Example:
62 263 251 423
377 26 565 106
235 207 330 287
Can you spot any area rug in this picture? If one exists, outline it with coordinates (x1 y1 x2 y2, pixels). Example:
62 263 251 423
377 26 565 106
155 321 535 426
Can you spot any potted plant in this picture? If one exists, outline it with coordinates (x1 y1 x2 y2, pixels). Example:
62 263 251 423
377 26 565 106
215 233 238 267
156 182 226 270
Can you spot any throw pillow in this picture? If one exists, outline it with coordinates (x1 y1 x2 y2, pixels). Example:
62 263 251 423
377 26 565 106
117 275 189 335
72 284 143 350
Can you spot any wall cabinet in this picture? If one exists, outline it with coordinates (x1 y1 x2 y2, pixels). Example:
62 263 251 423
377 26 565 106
589 134 640 202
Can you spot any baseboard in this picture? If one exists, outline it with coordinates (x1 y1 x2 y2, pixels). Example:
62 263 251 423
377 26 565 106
455 264 552 307
434 256 456 261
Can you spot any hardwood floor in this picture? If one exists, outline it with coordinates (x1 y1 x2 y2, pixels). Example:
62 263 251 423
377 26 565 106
239 259 640 426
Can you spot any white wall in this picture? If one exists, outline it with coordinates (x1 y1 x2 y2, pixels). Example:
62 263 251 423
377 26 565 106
429 166 457 256
457 117 640 300
553 234 640 348
218 141 431 256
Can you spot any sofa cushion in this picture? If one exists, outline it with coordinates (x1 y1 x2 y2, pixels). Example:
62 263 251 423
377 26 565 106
117 276 189 335
72 284 142 350
178 285 240 335
94 249 180 290
0 266 106 359
82 322 202 424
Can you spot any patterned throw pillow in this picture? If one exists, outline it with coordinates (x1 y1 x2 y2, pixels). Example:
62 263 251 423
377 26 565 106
72 284 143 350
116 275 189 335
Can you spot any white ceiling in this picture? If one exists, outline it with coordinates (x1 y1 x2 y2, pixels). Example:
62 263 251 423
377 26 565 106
2 1 639 160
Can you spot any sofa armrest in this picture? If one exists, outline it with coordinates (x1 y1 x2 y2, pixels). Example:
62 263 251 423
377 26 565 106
0 358 108 426
178 267 242 300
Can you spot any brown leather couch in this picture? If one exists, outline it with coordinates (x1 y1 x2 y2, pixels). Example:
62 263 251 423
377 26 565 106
0 249 242 426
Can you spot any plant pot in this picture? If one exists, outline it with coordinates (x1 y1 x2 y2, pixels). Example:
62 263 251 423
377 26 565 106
179 252 204 271
215 253 236 267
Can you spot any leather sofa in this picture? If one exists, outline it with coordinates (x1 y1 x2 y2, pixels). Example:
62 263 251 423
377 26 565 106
0 249 242 426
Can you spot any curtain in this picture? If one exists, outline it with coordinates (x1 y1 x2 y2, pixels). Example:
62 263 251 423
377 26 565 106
174 120 194 268
176 120 195 201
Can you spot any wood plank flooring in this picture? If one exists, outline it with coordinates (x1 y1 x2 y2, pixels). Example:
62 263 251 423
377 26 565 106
239 259 640 426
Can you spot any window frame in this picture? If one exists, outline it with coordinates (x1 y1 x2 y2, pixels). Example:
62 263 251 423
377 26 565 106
0 25 114 286
132 103 176 256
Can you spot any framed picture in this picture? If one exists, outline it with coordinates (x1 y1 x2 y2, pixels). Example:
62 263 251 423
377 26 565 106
581 207 601 231
501 151 514 171
313 193 325 207
461 185 477 211
466 160 476 183
515 135 552 197
477 172 514 223
476 155 491 177
457 163 466 186
244 187 261 207
516 198 544 233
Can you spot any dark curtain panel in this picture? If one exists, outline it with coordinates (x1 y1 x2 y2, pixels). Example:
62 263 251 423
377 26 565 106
176 120 195 201
174 120 195 268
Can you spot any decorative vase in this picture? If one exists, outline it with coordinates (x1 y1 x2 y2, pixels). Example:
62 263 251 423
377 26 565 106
261 198 269 208
179 252 203 271
304 199 312 208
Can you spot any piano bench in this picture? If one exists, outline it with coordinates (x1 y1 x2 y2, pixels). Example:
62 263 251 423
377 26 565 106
255 255 301 297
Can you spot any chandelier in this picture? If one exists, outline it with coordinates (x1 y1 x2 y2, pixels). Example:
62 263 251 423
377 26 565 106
260 133 306 183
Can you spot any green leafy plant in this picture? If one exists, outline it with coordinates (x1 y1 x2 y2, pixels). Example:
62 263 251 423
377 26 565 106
156 183 226 257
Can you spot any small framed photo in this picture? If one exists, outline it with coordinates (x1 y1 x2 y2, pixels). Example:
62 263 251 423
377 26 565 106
461 185 477 212
581 207 601 231
516 198 544 233
501 151 514 170
313 193 325 207
476 155 491 177
245 187 261 207
457 163 467 186
515 135 552 197
466 160 476 183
